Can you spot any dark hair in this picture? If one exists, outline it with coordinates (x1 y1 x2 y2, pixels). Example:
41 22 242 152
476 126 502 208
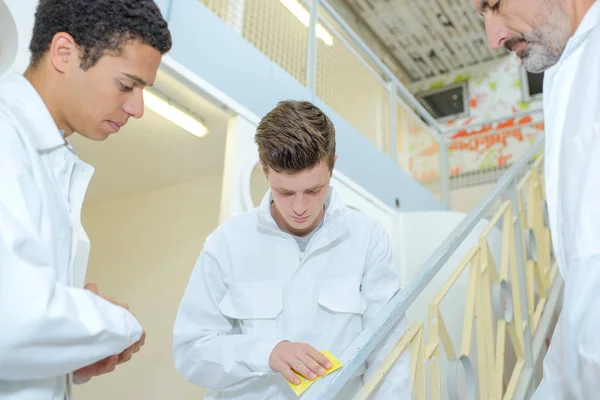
29 0 172 70
255 101 336 174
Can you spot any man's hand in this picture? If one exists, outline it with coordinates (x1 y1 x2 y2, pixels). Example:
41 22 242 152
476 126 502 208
116 330 146 364
73 355 119 381
269 341 332 384
75 282 146 378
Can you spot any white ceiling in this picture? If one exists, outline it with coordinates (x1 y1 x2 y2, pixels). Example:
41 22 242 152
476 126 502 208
340 0 508 82
69 69 232 203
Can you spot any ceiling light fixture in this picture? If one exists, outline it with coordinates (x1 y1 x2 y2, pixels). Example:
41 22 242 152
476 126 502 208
278 0 334 46
143 90 209 138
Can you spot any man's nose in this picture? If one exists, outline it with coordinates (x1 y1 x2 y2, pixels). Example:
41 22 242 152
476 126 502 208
124 90 145 119
485 14 510 49
292 195 307 215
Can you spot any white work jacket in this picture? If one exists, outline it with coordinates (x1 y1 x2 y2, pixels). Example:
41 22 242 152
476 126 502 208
532 2 600 399
0 74 143 400
173 188 410 399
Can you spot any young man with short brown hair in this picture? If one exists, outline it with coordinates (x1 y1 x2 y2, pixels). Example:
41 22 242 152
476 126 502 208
173 100 410 399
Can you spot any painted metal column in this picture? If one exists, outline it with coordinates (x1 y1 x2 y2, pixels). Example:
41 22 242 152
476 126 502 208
439 135 451 208
388 81 398 165
510 185 535 396
226 0 246 34
219 115 259 222
306 0 319 98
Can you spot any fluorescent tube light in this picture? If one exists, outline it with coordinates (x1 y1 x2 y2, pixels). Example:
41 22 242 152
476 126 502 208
278 0 334 46
143 90 209 138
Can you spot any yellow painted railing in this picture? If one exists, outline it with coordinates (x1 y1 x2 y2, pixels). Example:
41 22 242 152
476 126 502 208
353 154 560 400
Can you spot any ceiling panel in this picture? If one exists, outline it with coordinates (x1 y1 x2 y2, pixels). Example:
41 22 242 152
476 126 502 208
341 0 508 81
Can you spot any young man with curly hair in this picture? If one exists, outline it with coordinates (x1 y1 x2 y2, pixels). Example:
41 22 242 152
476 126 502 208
0 1 171 399
173 101 410 399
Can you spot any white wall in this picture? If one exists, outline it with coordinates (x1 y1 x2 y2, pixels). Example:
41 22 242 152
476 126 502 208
74 176 223 400
450 183 497 214
0 0 36 78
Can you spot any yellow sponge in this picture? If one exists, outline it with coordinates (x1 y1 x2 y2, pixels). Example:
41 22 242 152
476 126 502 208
286 350 343 396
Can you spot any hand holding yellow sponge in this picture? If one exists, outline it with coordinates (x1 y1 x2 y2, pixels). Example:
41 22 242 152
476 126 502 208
286 350 343 396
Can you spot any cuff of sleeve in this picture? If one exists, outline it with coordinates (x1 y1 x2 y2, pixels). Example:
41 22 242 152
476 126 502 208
123 310 144 344
247 338 285 373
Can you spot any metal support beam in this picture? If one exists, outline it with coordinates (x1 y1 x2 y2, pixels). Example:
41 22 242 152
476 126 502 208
439 139 451 208
306 0 319 97
388 81 398 165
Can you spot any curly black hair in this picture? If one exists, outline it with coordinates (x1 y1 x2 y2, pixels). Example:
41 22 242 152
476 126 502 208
29 0 172 70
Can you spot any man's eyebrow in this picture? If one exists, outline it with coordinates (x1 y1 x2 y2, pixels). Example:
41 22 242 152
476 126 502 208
306 183 326 191
122 73 151 87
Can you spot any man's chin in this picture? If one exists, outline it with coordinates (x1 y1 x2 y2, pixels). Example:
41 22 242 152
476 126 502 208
522 55 554 74
520 43 562 73
77 130 112 142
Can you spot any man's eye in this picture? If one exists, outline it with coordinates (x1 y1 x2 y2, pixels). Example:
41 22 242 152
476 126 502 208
490 0 501 11
119 82 133 92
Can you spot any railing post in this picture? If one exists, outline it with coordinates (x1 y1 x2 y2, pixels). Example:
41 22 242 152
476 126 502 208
510 184 535 397
439 134 451 208
226 0 246 34
306 0 319 98
388 81 398 165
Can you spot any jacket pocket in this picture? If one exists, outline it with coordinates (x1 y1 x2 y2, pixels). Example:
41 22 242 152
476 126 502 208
318 279 367 315
317 279 367 378
219 285 283 335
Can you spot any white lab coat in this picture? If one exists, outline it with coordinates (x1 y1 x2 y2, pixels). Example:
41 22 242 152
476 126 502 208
532 2 600 399
173 188 410 399
0 75 143 400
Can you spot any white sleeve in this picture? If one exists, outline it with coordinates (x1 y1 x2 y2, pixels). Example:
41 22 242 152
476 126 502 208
172 248 282 391
534 256 600 399
361 222 411 399
534 66 600 399
0 124 143 381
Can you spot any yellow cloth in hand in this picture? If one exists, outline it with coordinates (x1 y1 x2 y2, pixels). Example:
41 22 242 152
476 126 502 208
286 350 343 396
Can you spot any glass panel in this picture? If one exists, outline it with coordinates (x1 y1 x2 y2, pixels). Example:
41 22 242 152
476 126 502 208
242 0 309 85
199 0 309 85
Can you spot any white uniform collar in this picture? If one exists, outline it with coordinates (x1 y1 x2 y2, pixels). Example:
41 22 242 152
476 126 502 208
559 1 600 62
257 185 345 233
0 74 65 151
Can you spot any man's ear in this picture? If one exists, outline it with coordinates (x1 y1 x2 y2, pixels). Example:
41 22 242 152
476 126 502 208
48 32 78 73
